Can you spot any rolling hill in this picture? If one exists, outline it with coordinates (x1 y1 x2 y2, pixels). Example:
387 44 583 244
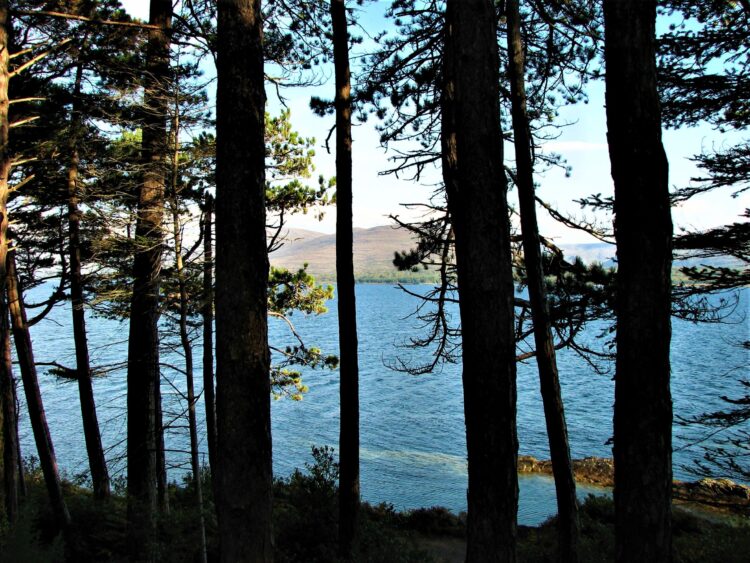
269 225 617 282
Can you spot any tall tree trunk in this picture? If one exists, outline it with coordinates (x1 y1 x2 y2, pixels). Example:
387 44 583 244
67 62 110 501
215 0 273 560
7 252 71 531
331 0 360 558
603 2 673 562
169 114 207 563
0 2 11 524
126 0 172 558
442 1 518 561
505 1 579 560
202 192 216 473
0 294 19 523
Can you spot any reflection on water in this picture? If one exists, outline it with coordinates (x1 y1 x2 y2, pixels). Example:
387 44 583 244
16 284 747 525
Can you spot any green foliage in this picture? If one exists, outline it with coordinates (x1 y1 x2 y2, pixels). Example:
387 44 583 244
273 446 431 562
273 446 341 562
268 266 337 400
517 495 750 562
0 506 65 563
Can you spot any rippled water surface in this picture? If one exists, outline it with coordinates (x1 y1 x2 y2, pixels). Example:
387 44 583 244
18 284 748 524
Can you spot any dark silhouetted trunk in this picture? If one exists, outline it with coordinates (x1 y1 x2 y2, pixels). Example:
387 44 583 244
215 0 273 560
169 114 207 563
603 2 673 562
331 0 360 558
7 252 71 531
442 1 518 561
67 62 110 501
505 1 579 560
202 192 216 472
1 294 19 523
126 0 171 558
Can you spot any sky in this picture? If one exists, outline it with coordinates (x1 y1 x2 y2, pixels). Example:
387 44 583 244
121 0 747 245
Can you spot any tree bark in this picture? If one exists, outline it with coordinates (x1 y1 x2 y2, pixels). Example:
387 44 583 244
603 2 673 562
126 0 172 558
441 1 518 561
67 62 110 501
202 192 216 473
215 0 273 560
331 0 360 559
505 1 579 560
0 0 11 524
7 252 71 531
0 293 19 524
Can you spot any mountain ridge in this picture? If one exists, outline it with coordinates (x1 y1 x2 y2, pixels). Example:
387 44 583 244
269 225 616 282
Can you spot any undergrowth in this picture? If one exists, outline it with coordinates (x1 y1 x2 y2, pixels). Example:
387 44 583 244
1 452 748 562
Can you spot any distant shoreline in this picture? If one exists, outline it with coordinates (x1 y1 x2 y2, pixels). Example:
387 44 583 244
519 455 750 518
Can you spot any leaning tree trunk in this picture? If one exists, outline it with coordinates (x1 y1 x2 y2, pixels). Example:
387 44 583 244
215 0 273 560
331 0 360 559
126 0 172 558
603 2 674 562
505 1 579 560
6 252 71 532
201 192 216 473
442 1 518 561
67 62 110 501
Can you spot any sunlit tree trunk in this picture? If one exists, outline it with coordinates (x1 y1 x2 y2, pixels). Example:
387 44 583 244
442 1 518 560
7 252 71 532
126 0 172 558
215 0 273 559
67 62 110 501
0 0 11 524
604 1 673 561
331 0 360 558
505 1 579 560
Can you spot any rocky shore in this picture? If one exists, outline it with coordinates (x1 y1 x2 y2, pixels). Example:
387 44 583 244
518 455 750 517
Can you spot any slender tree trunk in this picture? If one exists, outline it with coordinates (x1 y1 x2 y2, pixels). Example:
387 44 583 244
126 0 171 558
155 381 168 514
215 0 273 560
0 294 19 523
603 2 673 562
67 62 110 501
331 0 360 558
505 2 579 560
7 252 71 531
201 192 216 473
442 1 518 561
169 115 207 563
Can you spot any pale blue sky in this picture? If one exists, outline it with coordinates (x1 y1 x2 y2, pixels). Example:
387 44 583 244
122 0 747 244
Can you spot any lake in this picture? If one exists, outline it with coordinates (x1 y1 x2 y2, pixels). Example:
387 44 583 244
16 283 749 525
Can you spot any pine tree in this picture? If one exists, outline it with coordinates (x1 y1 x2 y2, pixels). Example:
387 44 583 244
442 1 518 559
215 0 273 559
604 1 673 561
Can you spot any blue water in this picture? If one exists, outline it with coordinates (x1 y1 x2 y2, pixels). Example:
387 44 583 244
16 284 749 525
